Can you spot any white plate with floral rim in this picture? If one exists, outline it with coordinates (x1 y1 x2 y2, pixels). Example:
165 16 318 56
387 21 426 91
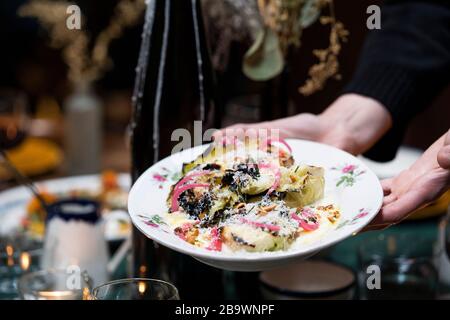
128 139 383 271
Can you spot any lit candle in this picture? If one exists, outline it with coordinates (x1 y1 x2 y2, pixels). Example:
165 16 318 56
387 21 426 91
6 245 14 267
37 290 80 300
138 281 146 296
20 252 31 271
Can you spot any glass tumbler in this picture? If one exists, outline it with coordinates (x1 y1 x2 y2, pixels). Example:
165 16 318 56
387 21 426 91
358 232 440 300
92 278 179 300
18 268 92 300
0 234 42 299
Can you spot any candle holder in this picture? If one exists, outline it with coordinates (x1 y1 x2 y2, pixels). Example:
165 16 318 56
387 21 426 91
18 268 92 300
0 234 42 299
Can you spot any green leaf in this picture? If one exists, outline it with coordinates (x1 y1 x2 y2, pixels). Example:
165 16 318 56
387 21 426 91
299 0 321 28
151 214 167 226
171 171 182 182
336 177 345 187
242 28 284 81
336 220 349 229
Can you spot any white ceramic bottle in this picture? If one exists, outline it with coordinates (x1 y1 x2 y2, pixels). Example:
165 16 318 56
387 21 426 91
64 85 102 175
41 199 109 287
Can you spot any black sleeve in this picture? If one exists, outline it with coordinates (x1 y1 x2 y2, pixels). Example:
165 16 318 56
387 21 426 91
343 0 450 161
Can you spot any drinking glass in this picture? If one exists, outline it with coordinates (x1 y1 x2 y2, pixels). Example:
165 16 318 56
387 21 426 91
0 233 42 299
92 278 179 300
358 232 440 300
18 269 92 300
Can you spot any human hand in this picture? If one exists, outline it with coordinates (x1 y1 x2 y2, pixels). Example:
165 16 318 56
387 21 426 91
215 94 392 155
438 129 450 170
366 129 450 231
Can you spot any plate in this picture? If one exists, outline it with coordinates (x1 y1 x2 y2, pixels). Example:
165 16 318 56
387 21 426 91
0 174 131 242
128 139 383 271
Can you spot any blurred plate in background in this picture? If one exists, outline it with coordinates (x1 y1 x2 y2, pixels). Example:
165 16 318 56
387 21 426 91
0 174 131 242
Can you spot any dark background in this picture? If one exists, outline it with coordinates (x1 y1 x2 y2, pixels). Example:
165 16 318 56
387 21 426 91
0 0 448 153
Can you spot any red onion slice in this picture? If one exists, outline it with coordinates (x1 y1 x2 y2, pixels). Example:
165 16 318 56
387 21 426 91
170 183 209 212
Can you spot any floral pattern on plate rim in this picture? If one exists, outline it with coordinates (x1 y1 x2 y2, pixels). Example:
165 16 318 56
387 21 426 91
139 214 169 233
331 164 366 188
150 167 181 189
336 208 370 230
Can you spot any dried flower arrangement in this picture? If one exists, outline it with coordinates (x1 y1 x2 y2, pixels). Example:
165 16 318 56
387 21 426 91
204 0 348 96
18 0 145 87
298 0 349 95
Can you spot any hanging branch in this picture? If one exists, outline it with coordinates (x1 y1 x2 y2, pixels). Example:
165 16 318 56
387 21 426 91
298 0 349 96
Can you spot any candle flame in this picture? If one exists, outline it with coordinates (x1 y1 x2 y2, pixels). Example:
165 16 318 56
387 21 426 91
6 245 13 256
20 252 31 271
138 281 146 295
38 291 75 300
139 265 147 275
82 287 92 300
6 245 14 266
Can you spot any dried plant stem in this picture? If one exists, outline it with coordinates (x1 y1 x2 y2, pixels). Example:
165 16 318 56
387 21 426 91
257 0 305 54
19 0 145 87
299 0 348 96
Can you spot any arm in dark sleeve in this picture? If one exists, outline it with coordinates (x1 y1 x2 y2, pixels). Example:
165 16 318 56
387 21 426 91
343 0 450 161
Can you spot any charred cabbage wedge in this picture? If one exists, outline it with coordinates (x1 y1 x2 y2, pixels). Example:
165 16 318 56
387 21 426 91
165 139 332 253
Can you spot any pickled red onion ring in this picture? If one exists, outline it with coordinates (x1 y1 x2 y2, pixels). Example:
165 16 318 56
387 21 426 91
258 162 281 194
240 218 281 232
206 227 222 251
263 137 292 153
291 211 319 231
170 183 209 212
299 219 319 231
299 207 315 218
174 170 210 191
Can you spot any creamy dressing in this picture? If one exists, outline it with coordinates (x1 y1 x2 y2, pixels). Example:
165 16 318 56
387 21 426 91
164 197 341 253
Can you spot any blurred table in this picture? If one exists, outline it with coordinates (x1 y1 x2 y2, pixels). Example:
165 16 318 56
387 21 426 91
0 130 130 192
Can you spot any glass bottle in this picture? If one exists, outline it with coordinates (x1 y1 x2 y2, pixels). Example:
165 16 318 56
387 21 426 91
130 0 223 299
